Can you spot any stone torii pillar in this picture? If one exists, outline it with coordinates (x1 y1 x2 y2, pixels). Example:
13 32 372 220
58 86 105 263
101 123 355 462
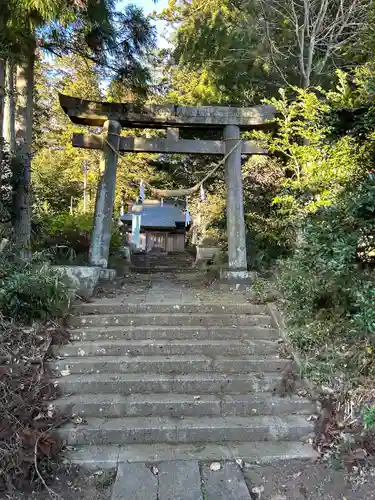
89 120 121 268
224 125 248 280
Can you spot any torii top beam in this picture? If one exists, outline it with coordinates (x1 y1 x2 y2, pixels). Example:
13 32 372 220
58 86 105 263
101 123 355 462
58 94 276 130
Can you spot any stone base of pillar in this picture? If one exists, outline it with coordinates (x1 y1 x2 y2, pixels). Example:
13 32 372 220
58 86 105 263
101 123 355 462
220 269 250 281
99 268 117 282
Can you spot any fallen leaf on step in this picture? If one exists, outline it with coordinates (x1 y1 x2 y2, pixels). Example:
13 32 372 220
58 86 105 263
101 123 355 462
151 466 159 475
210 462 221 471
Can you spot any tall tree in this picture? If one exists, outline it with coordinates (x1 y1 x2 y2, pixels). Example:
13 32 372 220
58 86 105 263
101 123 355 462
259 0 371 88
13 41 35 251
0 0 12 169
1 0 87 251
159 0 372 100
0 57 4 168
2 0 155 249
158 0 276 103
32 54 103 215
3 59 15 152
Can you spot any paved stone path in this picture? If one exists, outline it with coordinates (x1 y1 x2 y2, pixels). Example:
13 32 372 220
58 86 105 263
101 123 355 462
124 275 201 305
111 460 254 500
110 458 375 500
96 272 255 305
54 266 318 498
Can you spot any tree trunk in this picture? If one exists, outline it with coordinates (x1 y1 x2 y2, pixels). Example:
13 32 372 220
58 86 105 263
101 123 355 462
13 44 35 254
4 59 15 152
302 73 311 89
0 58 5 173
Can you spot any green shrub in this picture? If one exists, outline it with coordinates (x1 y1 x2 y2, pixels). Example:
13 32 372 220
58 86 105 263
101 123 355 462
243 155 295 268
0 251 70 323
278 176 375 386
200 234 219 247
109 225 124 249
363 404 375 430
33 213 124 264
245 81 369 269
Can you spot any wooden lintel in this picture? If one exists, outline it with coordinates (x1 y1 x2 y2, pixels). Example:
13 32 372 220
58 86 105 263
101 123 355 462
72 133 268 155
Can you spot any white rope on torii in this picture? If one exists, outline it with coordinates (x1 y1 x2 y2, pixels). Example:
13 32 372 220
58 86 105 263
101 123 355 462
104 136 243 199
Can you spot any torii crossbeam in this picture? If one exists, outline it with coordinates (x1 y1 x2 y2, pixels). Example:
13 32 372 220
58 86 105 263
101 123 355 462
59 94 275 280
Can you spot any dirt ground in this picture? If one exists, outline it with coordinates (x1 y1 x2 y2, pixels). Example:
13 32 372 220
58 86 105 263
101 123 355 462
3 460 375 499
244 459 375 499
0 465 115 500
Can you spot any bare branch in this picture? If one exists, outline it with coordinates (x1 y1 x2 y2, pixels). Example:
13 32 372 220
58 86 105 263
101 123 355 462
289 0 307 82
258 3 291 86
258 0 370 87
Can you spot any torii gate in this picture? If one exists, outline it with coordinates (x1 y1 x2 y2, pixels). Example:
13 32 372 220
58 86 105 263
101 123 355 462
59 94 275 280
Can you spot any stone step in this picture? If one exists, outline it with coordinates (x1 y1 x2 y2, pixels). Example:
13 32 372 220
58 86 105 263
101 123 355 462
63 441 318 468
72 303 268 316
201 461 251 500
54 392 314 418
58 415 313 445
54 372 282 395
111 461 253 500
130 266 196 274
69 313 273 328
111 462 161 500
52 354 289 375
54 339 278 357
71 325 279 342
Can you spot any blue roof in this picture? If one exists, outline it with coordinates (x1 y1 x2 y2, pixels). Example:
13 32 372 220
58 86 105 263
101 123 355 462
120 204 185 229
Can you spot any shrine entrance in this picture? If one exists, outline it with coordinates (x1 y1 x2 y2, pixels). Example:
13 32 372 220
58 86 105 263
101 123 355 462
59 94 275 280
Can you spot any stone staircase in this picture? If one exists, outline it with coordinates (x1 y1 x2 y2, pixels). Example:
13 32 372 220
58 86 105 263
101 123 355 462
131 251 195 274
52 279 316 468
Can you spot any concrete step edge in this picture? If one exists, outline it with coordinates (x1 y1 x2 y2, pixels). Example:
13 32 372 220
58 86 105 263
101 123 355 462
60 414 312 429
71 325 279 341
72 304 268 314
53 372 284 395
73 325 278 333
52 354 287 364
58 415 313 445
53 392 315 417
72 313 271 320
56 339 277 346
53 372 282 383
53 340 279 358
71 325 278 332
54 392 312 406
51 355 289 375
69 314 273 327
63 442 318 468
55 372 280 382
